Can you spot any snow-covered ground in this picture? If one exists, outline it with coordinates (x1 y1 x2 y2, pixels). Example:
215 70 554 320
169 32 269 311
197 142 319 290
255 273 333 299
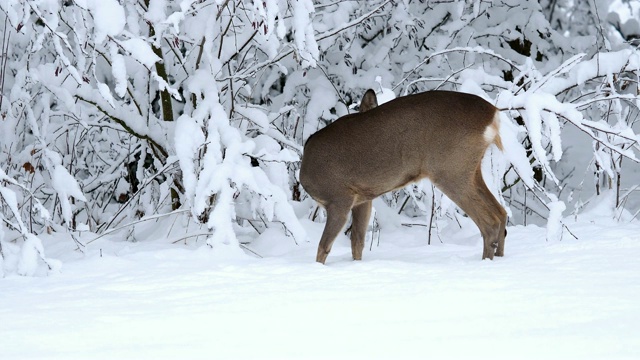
2 196 639 360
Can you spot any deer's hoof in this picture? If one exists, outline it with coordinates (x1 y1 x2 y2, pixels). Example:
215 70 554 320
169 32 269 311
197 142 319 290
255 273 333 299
316 251 328 264
482 249 495 260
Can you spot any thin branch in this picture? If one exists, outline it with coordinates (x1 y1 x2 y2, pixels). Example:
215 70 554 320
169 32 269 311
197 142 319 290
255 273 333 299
501 106 639 163
316 64 349 110
575 94 640 110
0 15 9 113
221 29 259 69
506 166 579 240
315 0 393 42
96 159 180 233
394 47 521 91
262 0 392 68
74 95 169 159
89 209 190 245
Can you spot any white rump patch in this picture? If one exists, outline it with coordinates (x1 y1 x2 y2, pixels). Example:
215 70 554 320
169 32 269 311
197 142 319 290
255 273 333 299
483 124 497 143
483 112 501 144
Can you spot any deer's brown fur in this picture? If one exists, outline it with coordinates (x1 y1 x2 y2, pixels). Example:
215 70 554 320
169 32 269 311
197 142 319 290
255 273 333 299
300 89 507 264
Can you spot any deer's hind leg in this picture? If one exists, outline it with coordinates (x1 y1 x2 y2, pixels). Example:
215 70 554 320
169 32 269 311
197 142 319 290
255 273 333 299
316 198 354 264
471 167 507 259
435 166 506 260
474 169 507 257
350 200 372 261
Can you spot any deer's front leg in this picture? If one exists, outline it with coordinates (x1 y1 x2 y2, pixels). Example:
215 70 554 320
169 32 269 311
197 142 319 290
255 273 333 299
316 201 352 264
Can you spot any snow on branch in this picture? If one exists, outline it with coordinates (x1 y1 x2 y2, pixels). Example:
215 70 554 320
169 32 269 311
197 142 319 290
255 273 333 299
3 0 640 268
315 0 393 42
290 0 319 68
176 69 306 248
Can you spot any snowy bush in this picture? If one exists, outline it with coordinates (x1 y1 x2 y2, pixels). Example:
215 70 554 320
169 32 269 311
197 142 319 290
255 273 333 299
1 0 640 274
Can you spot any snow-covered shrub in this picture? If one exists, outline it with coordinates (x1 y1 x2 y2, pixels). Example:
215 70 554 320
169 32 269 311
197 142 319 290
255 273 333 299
1 0 640 274
1 0 316 273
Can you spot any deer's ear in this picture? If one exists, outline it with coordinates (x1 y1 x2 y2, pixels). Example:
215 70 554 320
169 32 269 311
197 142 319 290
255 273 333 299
360 89 378 112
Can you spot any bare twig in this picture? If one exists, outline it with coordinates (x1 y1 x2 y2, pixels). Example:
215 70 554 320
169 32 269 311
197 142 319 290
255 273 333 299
262 0 393 68
427 185 436 245
394 46 521 91
74 95 169 161
89 208 190 245
96 159 180 233
0 15 9 113
507 167 579 240
315 0 393 42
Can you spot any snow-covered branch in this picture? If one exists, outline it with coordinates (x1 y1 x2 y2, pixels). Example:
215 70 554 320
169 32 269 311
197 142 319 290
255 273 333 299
2 0 640 274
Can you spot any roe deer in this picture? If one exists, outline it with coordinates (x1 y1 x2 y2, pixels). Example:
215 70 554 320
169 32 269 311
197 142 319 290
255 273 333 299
300 89 507 264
